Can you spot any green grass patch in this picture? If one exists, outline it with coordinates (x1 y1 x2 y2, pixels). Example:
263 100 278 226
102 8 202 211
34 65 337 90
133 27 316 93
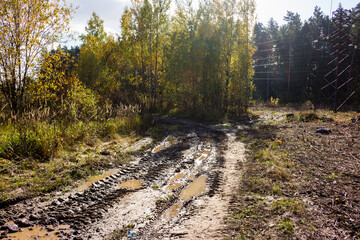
277 220 295 236
272 199 305 215
0 112 147 202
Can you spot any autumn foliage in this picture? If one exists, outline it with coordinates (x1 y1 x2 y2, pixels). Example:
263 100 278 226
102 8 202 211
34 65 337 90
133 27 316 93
0 0 75 114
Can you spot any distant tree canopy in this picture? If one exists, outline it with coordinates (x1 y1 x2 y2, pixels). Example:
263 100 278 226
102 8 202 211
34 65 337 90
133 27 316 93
1 0 256 120
77 0 256 119
253 4 360 110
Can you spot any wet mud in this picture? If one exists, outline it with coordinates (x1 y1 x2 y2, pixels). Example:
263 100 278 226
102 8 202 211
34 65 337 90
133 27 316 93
6 225 71 240
0 117 231 239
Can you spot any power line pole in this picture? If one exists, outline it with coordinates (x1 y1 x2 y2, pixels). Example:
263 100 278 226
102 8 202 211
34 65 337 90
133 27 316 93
321 7 355 112
287 39 292 102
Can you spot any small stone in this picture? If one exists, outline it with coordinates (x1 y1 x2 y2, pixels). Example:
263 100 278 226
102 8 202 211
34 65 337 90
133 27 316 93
315 127 331 135
0 233 8 239
29 214 40 221
2 223 20 233
15 219 33 227
99 151 111 156
57 197 65 203
46 226 55 232
286 113 294 118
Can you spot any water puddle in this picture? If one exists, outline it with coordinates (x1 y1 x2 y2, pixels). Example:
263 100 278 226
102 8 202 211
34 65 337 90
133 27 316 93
203 149 211 155
6 225 71 239
166 183 182 191
163 176 208 220
165 136 177 147
188 175 196 181
118 179 144 190
78 169 119 190
152 145 164 153
162 202 182 220
169 173 184 184
152 136 177 153
202 137 213 142
195 148 211 163
180 176 207 201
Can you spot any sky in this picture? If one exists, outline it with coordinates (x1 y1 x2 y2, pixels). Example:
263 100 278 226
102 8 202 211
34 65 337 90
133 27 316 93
66 0 359 44
256 0 359 25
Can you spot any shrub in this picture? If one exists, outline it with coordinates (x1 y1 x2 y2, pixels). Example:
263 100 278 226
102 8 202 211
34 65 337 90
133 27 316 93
266 97 279 107
298 112 319 122
0 122 60 162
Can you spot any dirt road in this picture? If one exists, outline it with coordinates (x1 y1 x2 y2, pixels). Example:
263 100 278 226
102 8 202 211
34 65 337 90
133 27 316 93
0 118 246 239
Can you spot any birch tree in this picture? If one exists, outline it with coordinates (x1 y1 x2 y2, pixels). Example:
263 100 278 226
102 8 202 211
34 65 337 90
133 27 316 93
0 0 75 113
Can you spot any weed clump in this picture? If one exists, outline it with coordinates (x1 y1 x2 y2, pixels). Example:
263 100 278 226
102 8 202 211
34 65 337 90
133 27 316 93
298 112 319 122
278 220 295 236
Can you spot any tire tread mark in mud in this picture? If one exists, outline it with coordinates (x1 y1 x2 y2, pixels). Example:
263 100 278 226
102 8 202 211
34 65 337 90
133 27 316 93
27 135 191 232
1 118 227 239
0 195 31 209
138 125 227 238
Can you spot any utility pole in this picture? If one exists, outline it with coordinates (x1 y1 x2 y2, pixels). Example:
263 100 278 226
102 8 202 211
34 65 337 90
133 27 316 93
267 70 270 101
321 7 355 112
287 39 291 102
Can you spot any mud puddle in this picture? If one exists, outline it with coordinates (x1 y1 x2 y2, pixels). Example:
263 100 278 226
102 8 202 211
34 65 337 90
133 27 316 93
163 176 208 221
166 183 182 191
169 173 185 184
118 179 144 190
180 176 207 201
165 136 177 147
6 225 71 240
188 174 196 181
152 136 177 153
153 145 164 153
166 173 185 191
163 202 182 220
195 148 212 165
78 169 119 191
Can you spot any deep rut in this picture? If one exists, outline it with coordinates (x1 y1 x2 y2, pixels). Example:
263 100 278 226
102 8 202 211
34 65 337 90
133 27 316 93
0 118 245 240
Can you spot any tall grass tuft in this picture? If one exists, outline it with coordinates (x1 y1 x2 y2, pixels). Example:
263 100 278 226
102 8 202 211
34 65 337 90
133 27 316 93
0 103 145 163
0 122 60 162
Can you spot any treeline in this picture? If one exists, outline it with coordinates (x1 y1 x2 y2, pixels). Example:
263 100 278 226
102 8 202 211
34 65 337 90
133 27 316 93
0 0 255 198
253 3 360 110
0 0 257 123
77 0 256 120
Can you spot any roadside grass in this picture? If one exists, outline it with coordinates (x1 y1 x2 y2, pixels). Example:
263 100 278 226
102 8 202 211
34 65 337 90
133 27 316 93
278 220 295 236
228 107 360 239
0 113 151 202
228 116 312 239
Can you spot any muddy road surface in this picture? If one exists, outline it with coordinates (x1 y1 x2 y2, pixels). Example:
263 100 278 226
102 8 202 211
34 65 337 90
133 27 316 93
0 118 245 239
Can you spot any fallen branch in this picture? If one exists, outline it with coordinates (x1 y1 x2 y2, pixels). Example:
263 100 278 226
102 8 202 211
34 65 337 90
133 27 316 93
309 144 321 153
349 153 360 163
